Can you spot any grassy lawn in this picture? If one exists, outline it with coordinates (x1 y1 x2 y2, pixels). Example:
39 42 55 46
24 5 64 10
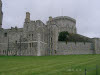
0 54 100 75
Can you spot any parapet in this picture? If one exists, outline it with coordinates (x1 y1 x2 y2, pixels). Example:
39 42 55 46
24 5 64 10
36 20 45 24
3 27 23 32
52 16 76 23
33 20 45 27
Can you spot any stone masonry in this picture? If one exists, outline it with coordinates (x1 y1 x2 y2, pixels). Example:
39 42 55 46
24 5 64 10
0 0 100 56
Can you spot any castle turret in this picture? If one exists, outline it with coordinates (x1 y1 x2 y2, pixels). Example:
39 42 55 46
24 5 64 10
0 0 3 28
47 16 77 34
25 12 30 23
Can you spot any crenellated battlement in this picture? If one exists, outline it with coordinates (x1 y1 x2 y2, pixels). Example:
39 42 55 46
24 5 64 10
1 27 23 33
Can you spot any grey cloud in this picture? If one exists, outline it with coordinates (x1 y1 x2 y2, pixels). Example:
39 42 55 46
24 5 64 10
2 0 100 38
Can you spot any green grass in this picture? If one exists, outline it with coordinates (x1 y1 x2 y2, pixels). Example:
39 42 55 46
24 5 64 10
0 54 100 75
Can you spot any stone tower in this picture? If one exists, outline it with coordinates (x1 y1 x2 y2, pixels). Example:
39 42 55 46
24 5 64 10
23 12 30 38
25 12 30 23
0 0 3 28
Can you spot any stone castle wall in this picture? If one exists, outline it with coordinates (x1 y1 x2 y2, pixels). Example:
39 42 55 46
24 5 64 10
57 42 94 55
0 28 23 56
92 38 100 54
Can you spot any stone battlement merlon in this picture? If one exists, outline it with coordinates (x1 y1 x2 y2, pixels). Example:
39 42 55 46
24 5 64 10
2 27 23 32
30 20 45 26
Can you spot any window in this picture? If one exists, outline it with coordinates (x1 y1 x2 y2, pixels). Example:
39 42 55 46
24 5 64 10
51 37 52 42
32 43 34 47
54 50 57 54
32 34 33 38
30 43 31 48
15 41 17 44
4 33 7 37
3 50 4 54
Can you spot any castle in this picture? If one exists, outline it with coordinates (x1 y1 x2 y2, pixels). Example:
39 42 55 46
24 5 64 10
0 0 100 56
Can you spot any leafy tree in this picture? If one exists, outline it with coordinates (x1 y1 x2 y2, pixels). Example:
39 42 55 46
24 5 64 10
58 31 69 41
58 31 92 43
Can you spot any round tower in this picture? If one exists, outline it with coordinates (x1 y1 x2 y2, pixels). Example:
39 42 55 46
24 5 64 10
47 16 77 34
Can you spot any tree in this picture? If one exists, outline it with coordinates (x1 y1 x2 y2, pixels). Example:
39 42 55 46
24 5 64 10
58 31 69 41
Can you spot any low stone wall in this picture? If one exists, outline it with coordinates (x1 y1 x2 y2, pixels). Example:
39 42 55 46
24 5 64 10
57 42 94 55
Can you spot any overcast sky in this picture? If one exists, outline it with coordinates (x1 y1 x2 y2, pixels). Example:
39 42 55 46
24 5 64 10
2 0 100 38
